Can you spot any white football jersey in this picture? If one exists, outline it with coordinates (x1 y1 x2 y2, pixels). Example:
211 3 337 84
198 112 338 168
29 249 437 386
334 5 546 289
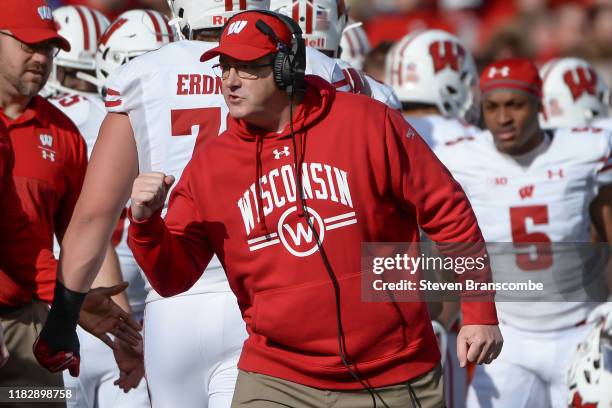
48 92 148 313
436 128 612 331
405 114 481 151
105 40 232 302
48 93 106 158
305 47 351 92
335 59 401 109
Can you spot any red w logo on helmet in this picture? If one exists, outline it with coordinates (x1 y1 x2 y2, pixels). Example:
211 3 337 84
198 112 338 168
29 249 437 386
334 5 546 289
563 67 598 101
99 18 128 46
429 41 465 73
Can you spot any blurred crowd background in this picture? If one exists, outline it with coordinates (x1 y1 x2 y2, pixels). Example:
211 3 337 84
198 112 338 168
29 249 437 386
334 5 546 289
46 0 612 86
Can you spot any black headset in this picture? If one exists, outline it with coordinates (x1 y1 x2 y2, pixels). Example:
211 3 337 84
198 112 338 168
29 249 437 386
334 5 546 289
223 10 306 96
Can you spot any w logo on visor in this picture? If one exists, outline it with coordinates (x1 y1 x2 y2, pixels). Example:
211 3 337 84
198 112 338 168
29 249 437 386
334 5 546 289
227 21 247 35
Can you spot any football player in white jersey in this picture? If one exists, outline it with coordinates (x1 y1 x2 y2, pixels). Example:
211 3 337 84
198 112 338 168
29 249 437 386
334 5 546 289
433 58 612 408
538 58 612 353
46 6 150 408
39 1 270 407
540 57 610 129
386 29 481 149
538 58 612 247
270 0 401 109
46 8 175 408
385 28 481 408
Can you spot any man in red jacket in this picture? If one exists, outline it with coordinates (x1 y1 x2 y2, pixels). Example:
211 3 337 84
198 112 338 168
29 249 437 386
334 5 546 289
39 10 503 407
0 0 141 397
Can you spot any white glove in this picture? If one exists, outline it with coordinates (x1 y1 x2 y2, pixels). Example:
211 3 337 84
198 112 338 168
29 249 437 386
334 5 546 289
587 302 612 333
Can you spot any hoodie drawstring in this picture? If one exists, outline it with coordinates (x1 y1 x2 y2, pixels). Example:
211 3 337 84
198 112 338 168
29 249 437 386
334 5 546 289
292 130 308 218
255 134 269 235
289 96 308 219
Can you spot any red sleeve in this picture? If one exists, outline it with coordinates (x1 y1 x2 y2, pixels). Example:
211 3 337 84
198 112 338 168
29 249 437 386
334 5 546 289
383 108 498 326
0 135 57 305
127 163 215 297
54 130 88 242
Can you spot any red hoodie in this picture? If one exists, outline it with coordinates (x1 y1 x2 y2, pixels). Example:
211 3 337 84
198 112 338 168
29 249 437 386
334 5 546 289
128 76 498 390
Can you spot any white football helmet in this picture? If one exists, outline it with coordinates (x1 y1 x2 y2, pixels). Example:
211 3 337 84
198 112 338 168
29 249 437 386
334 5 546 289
339 21 370 70
45 6 110 96
93 9 177 93
566 320 612 408
385 29 479 120
540 58 611 129
167 0 270 39
270 0 348 57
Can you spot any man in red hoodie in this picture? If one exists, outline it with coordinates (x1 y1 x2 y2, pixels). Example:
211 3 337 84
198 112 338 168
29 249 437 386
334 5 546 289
126 10 502 407
126 11 503 407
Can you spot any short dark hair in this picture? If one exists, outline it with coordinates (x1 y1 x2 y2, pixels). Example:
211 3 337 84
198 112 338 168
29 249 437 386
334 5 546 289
190 27 223 42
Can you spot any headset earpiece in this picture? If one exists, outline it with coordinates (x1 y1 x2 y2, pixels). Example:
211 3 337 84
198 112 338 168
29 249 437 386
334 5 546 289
225 10 306 95
273 50 290 90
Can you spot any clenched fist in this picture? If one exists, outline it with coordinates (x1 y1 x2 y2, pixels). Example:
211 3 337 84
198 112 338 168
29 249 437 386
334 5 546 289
130 172 175 221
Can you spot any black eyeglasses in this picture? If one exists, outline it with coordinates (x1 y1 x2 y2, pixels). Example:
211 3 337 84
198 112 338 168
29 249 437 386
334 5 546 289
212 62 274 80
0 31 60 58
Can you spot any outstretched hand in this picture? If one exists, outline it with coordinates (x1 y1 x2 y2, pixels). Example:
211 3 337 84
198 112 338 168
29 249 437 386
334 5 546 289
79 283 142 349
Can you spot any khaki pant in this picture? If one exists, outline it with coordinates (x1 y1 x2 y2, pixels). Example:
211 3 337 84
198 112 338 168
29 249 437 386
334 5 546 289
0 300 65 407
231 365 444 408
